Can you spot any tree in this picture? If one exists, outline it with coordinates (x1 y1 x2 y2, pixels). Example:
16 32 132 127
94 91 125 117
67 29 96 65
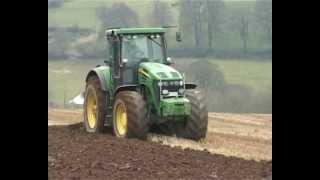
205 0 225 50
151 0 173 26
239 14 249 54
187 60 226 90
96 3 140 40
179 0 205 50
255 0 272 43
96 3 139 29
230 5 252 54
48 29 71 59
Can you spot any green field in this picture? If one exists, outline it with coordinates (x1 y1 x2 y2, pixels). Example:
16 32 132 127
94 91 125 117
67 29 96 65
48 0 249 30
48 0 268 53
48 0 160 29
209 59 272 93
48 60 100 105
48 58 272 107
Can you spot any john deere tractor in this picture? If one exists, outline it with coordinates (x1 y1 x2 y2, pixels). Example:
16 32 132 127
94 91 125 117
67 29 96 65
83 27 208 141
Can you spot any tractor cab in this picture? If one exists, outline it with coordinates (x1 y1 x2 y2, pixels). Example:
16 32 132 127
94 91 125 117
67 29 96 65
105 28 171 86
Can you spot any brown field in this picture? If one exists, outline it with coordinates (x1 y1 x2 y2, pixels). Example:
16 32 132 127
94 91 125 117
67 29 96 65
48 108 272 179
48 109 272 161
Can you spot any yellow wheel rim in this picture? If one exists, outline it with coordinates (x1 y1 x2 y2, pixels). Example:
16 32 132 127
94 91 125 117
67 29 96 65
86 89 97 129
116 103 127 136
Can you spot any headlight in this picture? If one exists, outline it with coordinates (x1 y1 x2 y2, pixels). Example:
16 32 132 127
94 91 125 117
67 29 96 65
162 89 169 95
174 81 180 86
178 88 185 95
158 82 163 86
163 81 169 86
179 80 183 86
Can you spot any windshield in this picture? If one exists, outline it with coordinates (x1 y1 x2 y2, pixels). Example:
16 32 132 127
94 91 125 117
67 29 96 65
121 34 164 65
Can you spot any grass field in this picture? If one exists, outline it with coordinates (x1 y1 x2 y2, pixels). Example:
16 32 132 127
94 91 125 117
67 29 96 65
48 0 252 30
48 0 161 29
48 60 100 106
209 59 272 93
48 58 272 108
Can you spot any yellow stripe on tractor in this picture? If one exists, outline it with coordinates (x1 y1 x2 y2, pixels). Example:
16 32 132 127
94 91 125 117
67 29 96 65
138 68 150 79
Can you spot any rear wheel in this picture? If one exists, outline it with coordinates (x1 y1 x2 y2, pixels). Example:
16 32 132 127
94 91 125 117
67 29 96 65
83 76 107 133
175 90 208 141
112 91 149 139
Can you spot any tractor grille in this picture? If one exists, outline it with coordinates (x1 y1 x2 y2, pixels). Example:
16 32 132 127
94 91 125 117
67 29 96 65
153 80 184 102
164 83 180 92
154 80 182 92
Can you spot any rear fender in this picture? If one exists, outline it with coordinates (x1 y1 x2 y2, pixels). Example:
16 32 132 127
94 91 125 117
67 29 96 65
85 66 111 91
114 85 138 95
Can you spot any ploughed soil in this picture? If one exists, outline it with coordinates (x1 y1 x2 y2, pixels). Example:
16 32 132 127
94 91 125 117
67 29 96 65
49 109 272 161
48 124 272 180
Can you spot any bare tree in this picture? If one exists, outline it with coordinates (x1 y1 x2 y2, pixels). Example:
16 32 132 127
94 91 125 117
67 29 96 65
205 0 225 50
96 3 139 29
255 0 272 43
96 3 140 40
187 60 226 90
151 0 172 26
239 15 249 54
230 6 251 55
179 0 205 49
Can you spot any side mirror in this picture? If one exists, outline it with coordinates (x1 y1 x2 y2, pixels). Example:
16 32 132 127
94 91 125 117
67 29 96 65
104 60 110 65
120 58 128 67
166 57 174 65
176 32 182 42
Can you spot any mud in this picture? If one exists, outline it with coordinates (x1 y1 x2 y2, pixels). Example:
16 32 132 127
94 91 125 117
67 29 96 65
48 125 271 180
48 109 272 161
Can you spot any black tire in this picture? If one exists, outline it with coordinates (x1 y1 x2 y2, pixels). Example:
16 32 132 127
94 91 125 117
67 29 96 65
112 91 149 139
83 76 107 133
176 90 208 141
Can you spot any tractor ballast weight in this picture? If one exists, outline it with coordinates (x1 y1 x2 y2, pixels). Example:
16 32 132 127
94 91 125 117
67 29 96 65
83 27 208 141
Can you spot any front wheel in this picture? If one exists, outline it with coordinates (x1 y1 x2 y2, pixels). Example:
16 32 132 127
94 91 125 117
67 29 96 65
175 90 208 141
112 91 149 139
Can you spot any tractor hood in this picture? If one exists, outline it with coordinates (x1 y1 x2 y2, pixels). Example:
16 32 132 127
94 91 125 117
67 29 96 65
139 62 183 80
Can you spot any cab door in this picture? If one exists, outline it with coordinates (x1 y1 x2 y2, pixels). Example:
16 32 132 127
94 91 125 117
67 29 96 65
120 36 140 85
107 35 122 90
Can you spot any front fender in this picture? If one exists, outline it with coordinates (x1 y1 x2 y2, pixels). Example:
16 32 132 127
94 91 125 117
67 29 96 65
85 65 111 91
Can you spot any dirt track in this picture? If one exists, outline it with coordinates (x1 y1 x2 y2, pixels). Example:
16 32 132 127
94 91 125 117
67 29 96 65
48 109 272 179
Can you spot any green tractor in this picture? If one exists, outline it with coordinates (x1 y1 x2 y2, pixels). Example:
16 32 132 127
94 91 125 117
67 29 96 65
83 27 208 141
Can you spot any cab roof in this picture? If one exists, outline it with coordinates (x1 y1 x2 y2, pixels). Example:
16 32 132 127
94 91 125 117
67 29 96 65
106 27 166 35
